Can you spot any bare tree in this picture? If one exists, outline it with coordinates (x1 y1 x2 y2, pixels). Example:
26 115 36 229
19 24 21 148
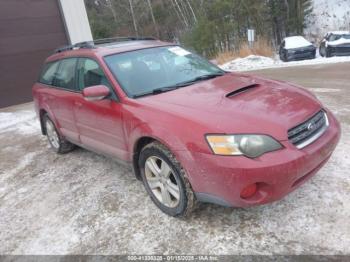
174 0 189 28
170 0 187 28
128 0 139 36
147 0 160 37
186 0 197 23
284 0 289 35
95 0 118 24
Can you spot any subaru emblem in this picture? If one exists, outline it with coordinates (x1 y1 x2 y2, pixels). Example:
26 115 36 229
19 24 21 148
307 123 315 131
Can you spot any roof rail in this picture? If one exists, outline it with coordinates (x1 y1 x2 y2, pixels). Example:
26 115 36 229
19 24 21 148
54 36 156 53
93 36 156 45
54 45 74 53
54 41 96 53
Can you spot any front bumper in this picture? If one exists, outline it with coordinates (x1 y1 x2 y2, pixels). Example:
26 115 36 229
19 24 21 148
329 46 350 56
183 111 341 207
329 52 350 57
287 51 315 61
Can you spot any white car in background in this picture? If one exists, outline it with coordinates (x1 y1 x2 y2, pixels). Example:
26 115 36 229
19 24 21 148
319 31 350 57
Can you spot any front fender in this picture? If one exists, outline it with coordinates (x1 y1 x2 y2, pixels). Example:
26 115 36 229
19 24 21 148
128 121 188 160
127 121 203 190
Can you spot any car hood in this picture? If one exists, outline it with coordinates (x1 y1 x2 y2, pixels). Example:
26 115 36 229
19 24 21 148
139 73 322 141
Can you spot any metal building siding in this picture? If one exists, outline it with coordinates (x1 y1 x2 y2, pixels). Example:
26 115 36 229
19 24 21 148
0 0 68 108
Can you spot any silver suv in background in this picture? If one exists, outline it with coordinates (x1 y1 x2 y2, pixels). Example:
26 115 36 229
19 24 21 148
319 31 350 57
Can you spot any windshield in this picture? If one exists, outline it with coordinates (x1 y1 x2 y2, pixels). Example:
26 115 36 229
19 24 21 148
329 34 350 41
104 46 224 97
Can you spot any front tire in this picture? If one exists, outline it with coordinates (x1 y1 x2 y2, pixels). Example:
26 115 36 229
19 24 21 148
43 114 75 154
319 47 325 57
138 142 196 217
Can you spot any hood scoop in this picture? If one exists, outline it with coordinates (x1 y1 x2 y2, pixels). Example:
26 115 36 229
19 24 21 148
225 83 260 98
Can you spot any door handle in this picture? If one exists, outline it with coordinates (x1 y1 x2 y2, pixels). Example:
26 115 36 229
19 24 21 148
75 101 83 107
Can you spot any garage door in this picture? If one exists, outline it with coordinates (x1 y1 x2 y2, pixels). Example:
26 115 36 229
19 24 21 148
0 0 68 108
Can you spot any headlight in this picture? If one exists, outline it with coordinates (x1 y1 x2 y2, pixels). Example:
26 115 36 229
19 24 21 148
206 134 283 158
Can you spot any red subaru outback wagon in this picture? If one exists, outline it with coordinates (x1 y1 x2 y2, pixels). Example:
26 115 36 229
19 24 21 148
33 37 340 217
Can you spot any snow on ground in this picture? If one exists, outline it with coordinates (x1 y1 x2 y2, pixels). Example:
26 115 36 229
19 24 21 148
221 54 350 72
0 109 39 135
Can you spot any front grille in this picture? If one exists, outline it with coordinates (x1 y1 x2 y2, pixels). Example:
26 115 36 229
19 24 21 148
294 52 313 59
295 50 312 55
288 110 329 149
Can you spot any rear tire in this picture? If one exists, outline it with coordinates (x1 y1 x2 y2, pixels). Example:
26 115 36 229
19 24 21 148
43 114 75 154
138 141 196 217
279 54 284 62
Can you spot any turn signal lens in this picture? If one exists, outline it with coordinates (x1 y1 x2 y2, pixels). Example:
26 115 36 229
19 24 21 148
206 135 242 155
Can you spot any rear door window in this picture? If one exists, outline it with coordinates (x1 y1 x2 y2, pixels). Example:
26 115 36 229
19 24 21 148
55 58 78 91
39 61 60 85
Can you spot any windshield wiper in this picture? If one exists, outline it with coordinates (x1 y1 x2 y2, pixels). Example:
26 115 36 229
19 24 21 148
132 72 225 98
133 86 178 98
174 72 225 87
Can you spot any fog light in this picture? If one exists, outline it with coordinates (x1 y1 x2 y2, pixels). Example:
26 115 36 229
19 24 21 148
240 183 257 199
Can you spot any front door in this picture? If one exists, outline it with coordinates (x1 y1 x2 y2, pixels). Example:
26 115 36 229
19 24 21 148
73 58 127 160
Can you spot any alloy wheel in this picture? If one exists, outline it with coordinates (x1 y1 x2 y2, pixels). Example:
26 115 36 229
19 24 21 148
144 156 180 208
46 119 60 149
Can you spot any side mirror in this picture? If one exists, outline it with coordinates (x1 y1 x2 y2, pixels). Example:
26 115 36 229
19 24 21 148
82 85 110 101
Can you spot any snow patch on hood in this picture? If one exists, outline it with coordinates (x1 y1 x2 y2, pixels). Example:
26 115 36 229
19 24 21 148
327 31 350 36
284 36 313 49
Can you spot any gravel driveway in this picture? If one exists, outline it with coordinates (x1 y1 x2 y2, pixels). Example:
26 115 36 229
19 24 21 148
1 62 350 255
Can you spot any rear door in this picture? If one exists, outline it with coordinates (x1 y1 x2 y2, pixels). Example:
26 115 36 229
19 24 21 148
49 58 80 142
73 58 127 160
